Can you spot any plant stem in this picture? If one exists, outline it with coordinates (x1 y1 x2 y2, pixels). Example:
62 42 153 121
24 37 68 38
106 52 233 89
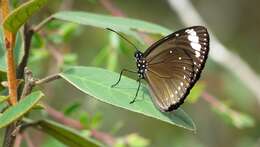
1 0 17 105
35 74 61 85
32 16 53 32
17 24 34 79
1 1 19 147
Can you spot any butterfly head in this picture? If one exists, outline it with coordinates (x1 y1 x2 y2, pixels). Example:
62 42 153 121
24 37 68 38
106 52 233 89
134 50 143 60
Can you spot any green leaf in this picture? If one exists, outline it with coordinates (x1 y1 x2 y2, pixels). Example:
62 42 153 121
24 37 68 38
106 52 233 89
64 102 81 116
11 0 20 8
0 28 5 63
31 32 44 48
58 23 79 42
52 11 172 36
63 53 78 66
3 0 48 33
33 119 102 147
60 66 196 131
89 113 102 129
0 96 9 104
0 27 23 72
0 91 44 128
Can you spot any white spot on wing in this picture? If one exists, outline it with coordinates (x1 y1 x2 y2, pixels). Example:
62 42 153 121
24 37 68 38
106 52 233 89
186 29 203 53
186 29 199 43
169 50 173 54
191 42 201 51
195 51 201 57
188 35 199 43
178 57 182 60
185 29 196 36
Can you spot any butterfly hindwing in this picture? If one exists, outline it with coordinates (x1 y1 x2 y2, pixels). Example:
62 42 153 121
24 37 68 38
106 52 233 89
144 26 209 111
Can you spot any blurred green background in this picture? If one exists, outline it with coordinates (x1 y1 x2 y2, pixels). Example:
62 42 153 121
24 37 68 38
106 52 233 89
2 0 260 146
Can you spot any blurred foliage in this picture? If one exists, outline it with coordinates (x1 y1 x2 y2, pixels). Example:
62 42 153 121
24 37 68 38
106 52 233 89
115 133 150 147
187 82 206 103
213 105 255 129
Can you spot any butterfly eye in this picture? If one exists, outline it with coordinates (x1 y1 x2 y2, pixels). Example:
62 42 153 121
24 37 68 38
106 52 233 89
134 51 141 58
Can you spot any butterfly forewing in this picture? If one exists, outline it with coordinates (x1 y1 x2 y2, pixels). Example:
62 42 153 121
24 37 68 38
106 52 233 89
144 26 209 111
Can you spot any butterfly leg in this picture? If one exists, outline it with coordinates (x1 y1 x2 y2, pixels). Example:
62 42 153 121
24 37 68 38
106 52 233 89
130 78 141 104
111 69 137 88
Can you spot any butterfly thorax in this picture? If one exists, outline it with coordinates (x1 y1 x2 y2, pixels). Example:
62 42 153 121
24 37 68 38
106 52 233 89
135 51 148 79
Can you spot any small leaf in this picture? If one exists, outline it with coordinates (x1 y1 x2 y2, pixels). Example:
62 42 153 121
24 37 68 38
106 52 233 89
0 95 9 104
79 113 89 129
63 53 78 66
0 91 44 128
0 27 23 72
3 0 48 33
89 113 102 129
64 102 81 116
58 23 79 42
33 119 102 147
60 66 196 131
31 32 44 48
11 0 20 8
52 11 172 36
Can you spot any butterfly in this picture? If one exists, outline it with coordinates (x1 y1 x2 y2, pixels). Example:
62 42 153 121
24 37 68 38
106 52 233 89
109 26 209 112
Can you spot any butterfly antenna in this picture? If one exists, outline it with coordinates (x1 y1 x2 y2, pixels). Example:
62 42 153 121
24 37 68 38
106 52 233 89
106 28 139 51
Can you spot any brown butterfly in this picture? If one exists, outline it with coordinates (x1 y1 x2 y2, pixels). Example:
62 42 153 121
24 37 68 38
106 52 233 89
110 26 209 111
